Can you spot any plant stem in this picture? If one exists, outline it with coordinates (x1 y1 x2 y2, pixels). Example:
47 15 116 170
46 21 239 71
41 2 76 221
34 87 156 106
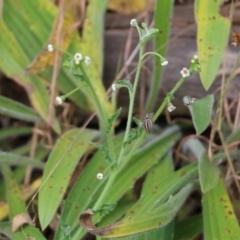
217 50 240 129
117 43 144 165
124 76 189 165
79 64 116 162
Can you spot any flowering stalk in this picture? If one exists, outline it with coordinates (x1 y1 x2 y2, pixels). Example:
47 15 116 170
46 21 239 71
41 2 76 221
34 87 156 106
78 64 116 162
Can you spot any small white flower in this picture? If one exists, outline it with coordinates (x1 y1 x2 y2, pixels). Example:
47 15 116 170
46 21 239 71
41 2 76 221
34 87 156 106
112 84 117 91
194 55 198 59
97 173 103 180
180 68 190 78
47 44 54 52
74 53 82 63
130 19 137 27
56 96 63 105
191 59 195 63
167 105 176 112
161 60 168 66
84 56 91 66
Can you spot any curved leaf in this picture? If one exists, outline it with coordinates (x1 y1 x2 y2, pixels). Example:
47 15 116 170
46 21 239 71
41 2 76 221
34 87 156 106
79 184 193 238
38 128 97 230
0 151 44 168
0 19 60 134
0 95 41 122
0 126 32 140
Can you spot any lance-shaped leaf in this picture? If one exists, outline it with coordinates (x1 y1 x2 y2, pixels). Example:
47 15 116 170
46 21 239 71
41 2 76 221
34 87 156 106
185 138 220 193
202 178 240 239
107 107 122 133
0 151 44 169
0 96 41 122
0 20 60 134
1 166 46 239
25 0 75 73
195 0 231 89
0 126 32 140
38 128 97 230
79 184 193 238
184 94 214 135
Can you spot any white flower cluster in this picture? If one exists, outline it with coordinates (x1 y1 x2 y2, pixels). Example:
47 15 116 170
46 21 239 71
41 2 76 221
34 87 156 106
74 53 91 66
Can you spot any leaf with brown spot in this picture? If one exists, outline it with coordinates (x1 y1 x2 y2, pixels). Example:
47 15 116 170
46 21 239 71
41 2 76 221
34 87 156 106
38 128 97 230
195 0 231 89
25 4 75 74
12 213 32 232
202 178 240 239
79 184 193 238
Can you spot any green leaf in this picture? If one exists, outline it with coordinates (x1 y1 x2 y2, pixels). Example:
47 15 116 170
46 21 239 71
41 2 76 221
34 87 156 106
107 107 122 133
55 126 181 240
77 0 114 118
94 184 193 238
0 221 46 240
132 117 142 128
185 138 220 193
123 128 143 148
0 95 41 122
38 128 97 230
140 28 159 44
72 73 85 82
174 214 203 240
0 151 44 169
202 178 240 240
0 19 61 134
185 94 214 135
146 0 173 111
195 0 231 89
0 126 32 140
1 165 26 218
90 142 112 164
117 80 133 92
94 203 117 215
199 152 220 193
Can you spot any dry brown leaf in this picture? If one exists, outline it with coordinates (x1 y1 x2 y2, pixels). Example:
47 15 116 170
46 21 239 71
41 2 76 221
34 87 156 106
79 209 114 236
12 213 32 232
108 0 151 14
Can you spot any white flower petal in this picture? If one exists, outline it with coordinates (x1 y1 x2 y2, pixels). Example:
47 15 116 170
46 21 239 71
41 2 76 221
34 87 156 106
97 173 103 180
56 96 63 105
161 60 168 66
47 44 54 52
112 84 117 91
74 53 82 62
130 19 137 27
84 56 91 66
